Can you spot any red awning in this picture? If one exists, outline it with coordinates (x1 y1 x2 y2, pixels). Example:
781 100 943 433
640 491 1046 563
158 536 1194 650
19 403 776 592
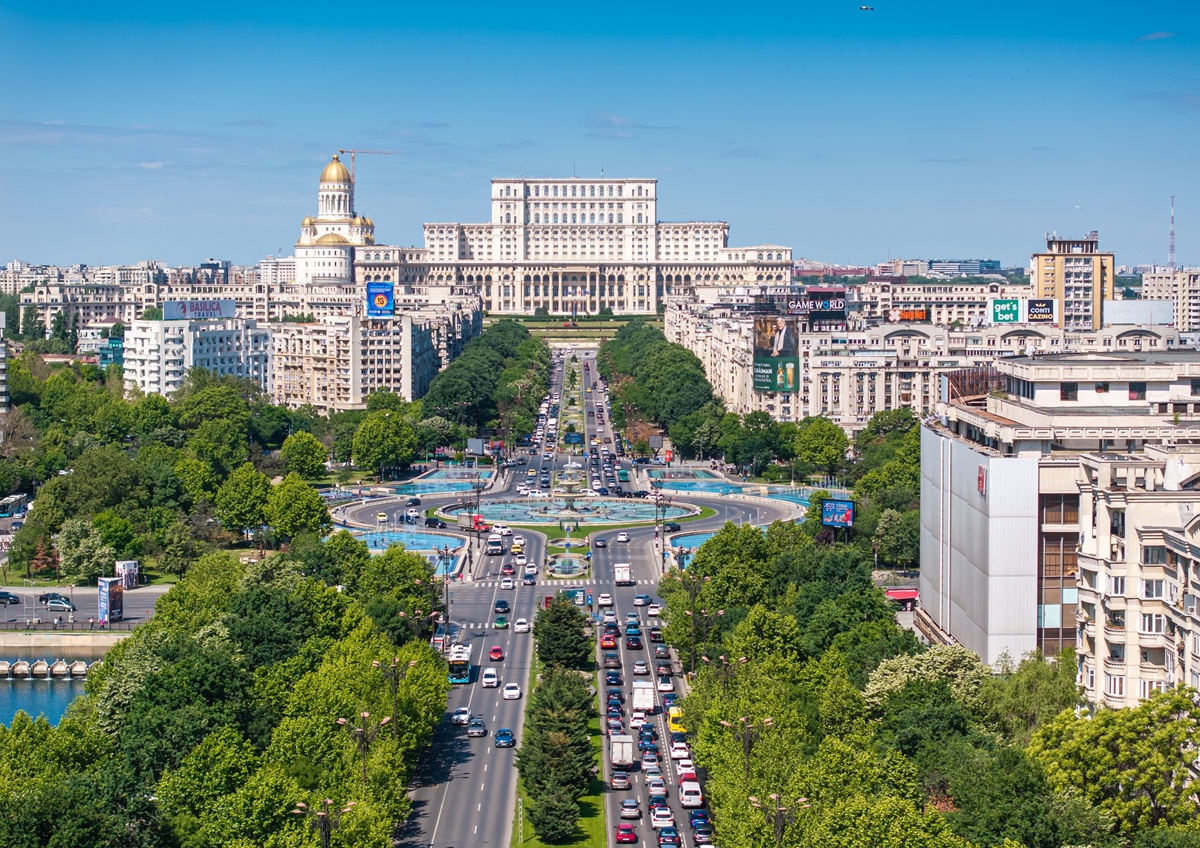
885 588 919 601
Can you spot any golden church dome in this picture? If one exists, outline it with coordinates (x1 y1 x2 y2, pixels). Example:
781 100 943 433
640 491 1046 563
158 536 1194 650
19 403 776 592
320 155 351 184
301 216 315 227
352 215 364 226
314 232 351 245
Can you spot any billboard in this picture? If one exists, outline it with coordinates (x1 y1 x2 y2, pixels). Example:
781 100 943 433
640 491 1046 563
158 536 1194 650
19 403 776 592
774 287 847 322
466 437 486 456
991 299 1020 324
98 577 124 623
753 316 799 392
366 282 395 318
114 560 139 590
820 498 856 529
163 299 236 320
1026 299 1056 322
886 307 928 323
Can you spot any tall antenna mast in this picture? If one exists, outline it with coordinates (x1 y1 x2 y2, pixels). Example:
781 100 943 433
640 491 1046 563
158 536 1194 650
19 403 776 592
1168 195 1176 271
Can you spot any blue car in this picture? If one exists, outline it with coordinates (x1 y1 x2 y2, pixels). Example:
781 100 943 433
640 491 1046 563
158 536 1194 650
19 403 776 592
495 728 515 748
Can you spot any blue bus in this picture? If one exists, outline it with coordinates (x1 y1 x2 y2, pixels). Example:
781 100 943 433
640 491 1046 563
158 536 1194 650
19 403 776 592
447 644 472 684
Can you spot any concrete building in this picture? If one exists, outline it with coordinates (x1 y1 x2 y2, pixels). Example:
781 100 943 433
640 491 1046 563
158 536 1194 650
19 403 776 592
1142 268 1200 332
852 276 1035 328
921 352 1200 674
123 317 272 398
1031 231 1115 331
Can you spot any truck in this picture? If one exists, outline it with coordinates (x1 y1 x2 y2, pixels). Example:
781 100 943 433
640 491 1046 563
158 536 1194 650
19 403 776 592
610 733 635 769
632 680 656 715
613 562 634 586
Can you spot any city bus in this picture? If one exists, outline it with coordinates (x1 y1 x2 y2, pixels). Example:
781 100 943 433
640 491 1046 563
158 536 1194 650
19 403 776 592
447 644 472 684
0 494 28 518
667 706 686 734
616 469 630 483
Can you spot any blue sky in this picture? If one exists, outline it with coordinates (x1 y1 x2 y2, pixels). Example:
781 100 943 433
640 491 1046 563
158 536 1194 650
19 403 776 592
2 0 1198 268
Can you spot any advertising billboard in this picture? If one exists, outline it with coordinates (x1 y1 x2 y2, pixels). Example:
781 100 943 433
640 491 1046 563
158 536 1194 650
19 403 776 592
886 307 928 323
991 299 1020 324
1026 299 1056 322
163 300 236 320
753 316 799 392
98 577 124 623
366 282 395 318
114 560 139 590
773 287 848 322
820 498 856 529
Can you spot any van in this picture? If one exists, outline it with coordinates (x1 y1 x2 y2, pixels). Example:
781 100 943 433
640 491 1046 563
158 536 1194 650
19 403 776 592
679 781 704 808
486 534 504 555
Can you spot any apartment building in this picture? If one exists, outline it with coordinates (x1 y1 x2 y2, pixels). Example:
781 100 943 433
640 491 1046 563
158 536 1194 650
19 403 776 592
123 317 272 398
1142 268 1200 332
921 353 1200 678
853 275 1034 328
1031 231 1114 331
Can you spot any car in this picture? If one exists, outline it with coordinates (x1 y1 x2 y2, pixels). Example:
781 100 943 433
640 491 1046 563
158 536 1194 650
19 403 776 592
493 523 513 536
522 574 536 586
512 535 526 547
643 763 663 781
500 576 514 590
675 759 696 777
647 794 669 813
620 798 641 819
37 592 69 605
602 611 618 625
650 807 675 829
500 562 515 576
654 645 672 660
46 598 76 613
633 594 653 606
630 711 647 730
494 598 510 614
405 496 422 506
638 736 657 752
639 724 658 740
612 770 632 790
616 531 630 543
663 521 681 532
693 823 715 844
481 668 500 687
662 693 679 709
625 635 643 650
606 717 625 735
655 663 672 677
376 511 389 523
0 591 19 605
489 645 505 661
647 776 668 795
604 652 622 669
647 603 662 617
424 517 447 528
670 742 690 760
495 727 515 748
605 670 623 686
625 624 642 637
657 677 674 693
633 659 649 675
607 705 623 719
600 633 617 649
524 563 538 576
597 593 613 607
450 707 472 725
649 626 664 643
494 616 509 629
510 541 525 555
467 717 487 737
528 489 549 498
503 683 522 700
513 553 528 566
657 825 681 846
689 809 711 829
607 686 625 702
514 617 530 633
616 823 638 844
594 537 607 548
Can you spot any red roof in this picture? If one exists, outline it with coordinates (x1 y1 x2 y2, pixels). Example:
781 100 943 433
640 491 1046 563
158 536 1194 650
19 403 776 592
885 588 919 601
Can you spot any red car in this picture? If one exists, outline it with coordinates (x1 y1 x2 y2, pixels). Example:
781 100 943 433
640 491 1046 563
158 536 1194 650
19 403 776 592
489 646 504 661
600 633 617 649
616 823 638 843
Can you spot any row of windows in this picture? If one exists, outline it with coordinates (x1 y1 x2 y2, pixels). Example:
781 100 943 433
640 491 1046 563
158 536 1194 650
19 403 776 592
501 183 648 198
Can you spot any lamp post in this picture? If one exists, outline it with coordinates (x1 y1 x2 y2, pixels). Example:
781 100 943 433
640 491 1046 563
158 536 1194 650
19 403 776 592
372 658 418 741
700 653 748 694
719 715 772 783
471 479 487 574
748 793 804 848
291 799 356 848
337 711 391 784
683 607 724 674
669 571 710 673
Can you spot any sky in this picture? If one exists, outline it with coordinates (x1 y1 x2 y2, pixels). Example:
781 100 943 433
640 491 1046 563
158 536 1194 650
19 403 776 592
2 0 1198 269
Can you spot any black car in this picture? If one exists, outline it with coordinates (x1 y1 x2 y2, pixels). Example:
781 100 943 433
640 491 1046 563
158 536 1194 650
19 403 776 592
522 575 536 586
649 627 664 643
625 635 643 650
494 599 510 614
38 592 69 605
0 591 19 605
663 521 681 532
605 670 623 686
654 645 671 659
424 517 447 528
647 794 669 812
406 496 422 506
606 687 624 702
495 727 516 747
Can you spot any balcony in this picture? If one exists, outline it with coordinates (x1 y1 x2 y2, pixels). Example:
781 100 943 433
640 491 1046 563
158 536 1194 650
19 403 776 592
1135 631 1172 650
1103 655 1126 671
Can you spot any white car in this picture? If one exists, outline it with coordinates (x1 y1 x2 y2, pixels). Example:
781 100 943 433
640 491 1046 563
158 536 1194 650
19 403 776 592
650 807 675 829
647 603 662 617
596 593 613 607
675 759 696 777
512 535 526 547
516 485 530 495
524 563 538 576
514 618 530 633
669 742 690 760
493 523 513 536
616 531 630 543
481 668 500 688
591 479 602 491
451 707 472 725
528 490 549 499
500 577 514 590
630 711 647 729
513 553 528 565
657 677 674 693
503 683 522 700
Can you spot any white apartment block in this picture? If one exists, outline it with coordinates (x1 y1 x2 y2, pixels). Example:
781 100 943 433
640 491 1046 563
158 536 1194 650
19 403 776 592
123 317 272 398
921 352 1200 687
1142 268 1200 332
852 276 1034 328
665 298 1182 432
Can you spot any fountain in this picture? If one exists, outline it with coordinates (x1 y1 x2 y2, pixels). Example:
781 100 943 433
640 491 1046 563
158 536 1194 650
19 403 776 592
546 465 591 577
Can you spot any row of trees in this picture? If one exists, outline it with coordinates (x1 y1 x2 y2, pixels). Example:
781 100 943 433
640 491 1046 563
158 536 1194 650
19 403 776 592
518 598 596 843
0 532 452 847
662 515 1200 847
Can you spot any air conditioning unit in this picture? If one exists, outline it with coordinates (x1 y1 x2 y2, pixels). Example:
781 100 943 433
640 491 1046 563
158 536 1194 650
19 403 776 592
1187 604 1197 616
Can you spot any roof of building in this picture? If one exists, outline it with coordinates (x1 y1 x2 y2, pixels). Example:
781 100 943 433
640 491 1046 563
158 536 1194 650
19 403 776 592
320 155 351 184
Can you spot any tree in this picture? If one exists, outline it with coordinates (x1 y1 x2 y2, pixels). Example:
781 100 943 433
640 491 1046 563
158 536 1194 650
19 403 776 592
279 431 327 479
532 598 591 669
215 462 272 538
794 416 848 473
21 304 42 340
57 517 115 584
872 509 919 569
174 457 219 504
527 787 579 843
352 411 417 479
265 473 330 540
187 418 250 477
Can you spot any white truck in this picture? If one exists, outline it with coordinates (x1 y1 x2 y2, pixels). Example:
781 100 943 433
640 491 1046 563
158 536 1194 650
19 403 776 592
632 680 656 715
613 562 634 586
610 733 635 769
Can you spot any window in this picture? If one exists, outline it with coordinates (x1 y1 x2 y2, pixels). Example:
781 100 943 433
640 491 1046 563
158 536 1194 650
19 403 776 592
1060 382 1079 401
1095 381 1109 394
1140 613 1166 634
1143 579 1165 598
1105 674 1125 697
1129 382 1147 400
1109 575 1125 595
1191 378 1200 396
1143 546 1167 565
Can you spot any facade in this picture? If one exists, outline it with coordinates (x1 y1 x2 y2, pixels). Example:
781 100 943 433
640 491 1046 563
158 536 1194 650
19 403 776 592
1031 232 1115 331
1142 268 1200 332
920 353 1200 682
852 276 1034 328
123 317 272 398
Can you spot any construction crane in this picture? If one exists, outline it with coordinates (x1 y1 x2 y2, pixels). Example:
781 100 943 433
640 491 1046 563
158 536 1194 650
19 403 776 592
337 148 403 184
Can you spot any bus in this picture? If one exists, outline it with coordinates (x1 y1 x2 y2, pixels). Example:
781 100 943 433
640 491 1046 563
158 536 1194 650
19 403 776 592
667 706 686 734
447 644 472 684
616 469 630 483
0 494 27 518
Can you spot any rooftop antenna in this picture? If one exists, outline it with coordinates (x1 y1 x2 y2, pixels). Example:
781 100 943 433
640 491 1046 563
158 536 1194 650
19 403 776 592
1168 194 1176 271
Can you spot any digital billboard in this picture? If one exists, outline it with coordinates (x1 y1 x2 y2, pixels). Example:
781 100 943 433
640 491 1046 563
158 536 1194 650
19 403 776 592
163 299 236 320
753 316 799 392
820 498 856 529
773 287 848 322
366 282 395 318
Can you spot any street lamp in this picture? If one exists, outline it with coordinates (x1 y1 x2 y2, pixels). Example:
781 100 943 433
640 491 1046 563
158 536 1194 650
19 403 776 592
719 715 773 783
372 658 418 741
291 799 356 848
749 793 806 848
336 711 391 784
471 479 487 573
683 608 724 674
700 653 748 694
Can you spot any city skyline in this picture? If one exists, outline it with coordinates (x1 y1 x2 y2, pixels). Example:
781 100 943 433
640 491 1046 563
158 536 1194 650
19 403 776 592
2 0 1198 268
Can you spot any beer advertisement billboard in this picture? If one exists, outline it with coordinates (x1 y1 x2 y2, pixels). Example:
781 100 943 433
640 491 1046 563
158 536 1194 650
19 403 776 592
752 316 798 392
